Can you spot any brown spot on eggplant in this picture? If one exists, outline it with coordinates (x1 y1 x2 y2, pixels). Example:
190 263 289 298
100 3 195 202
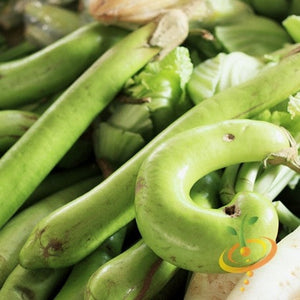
224 205 236 215
170 256 176 263
36 226 64 258
223 133 235 142
97 158 114 178
36 227 47 244
135 177 147 194
42 239 63 258
134 258 163 300
224 204 241 217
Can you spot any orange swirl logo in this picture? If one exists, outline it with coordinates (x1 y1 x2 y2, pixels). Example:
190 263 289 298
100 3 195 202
218 215 277 291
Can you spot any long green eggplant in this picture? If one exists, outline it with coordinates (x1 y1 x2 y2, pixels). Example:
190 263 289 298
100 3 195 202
85 240 178 300
54 227 126 300
0 21 128 108
20 49 300 269
0 176 101 287
0 21 163 228
0 264 69 300
134 119 299 272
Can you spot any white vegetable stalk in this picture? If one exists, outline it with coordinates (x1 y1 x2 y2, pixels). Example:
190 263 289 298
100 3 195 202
184 273 243 300
185 226 300 299
227 226 300 300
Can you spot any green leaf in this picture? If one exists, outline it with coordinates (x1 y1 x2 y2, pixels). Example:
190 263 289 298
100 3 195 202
254 96 300 140
288 92 300 119
248 216 259 225
215 15 292 56
124 46 193 97
187 51 263 104
227 226 238 235
123 46 193 132
93 122 145 167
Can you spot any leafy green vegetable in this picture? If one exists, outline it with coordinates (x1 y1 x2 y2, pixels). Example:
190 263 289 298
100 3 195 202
239 0 300 19
188 0 253 29
187 51 264 104
124 45 193 128
215 14 292 56
287 92 300 119
254 92 300 141
93 46 194 168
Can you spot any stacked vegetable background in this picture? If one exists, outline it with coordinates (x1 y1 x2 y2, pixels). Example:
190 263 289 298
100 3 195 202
0 0 300 299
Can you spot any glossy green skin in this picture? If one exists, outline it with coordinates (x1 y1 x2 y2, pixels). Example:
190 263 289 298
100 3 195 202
85 240 177 300
19 51 300 269
0 264 69 300
54 228 126 300
0 176 100 287
0 22 160 229
24 163 100 207
135 119 291 272
190 171 221 208
0 22 128 108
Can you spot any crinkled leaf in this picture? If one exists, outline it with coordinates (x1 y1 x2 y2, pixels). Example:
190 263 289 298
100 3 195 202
215 14 292 56
255 109 300 139
125 46 192 98
124 46 193 131
187 51 264 104
108 103 152 138
288 92 300 119
217 52 263 91
93 122 145 167
187 52 224 103
255 93 300 140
